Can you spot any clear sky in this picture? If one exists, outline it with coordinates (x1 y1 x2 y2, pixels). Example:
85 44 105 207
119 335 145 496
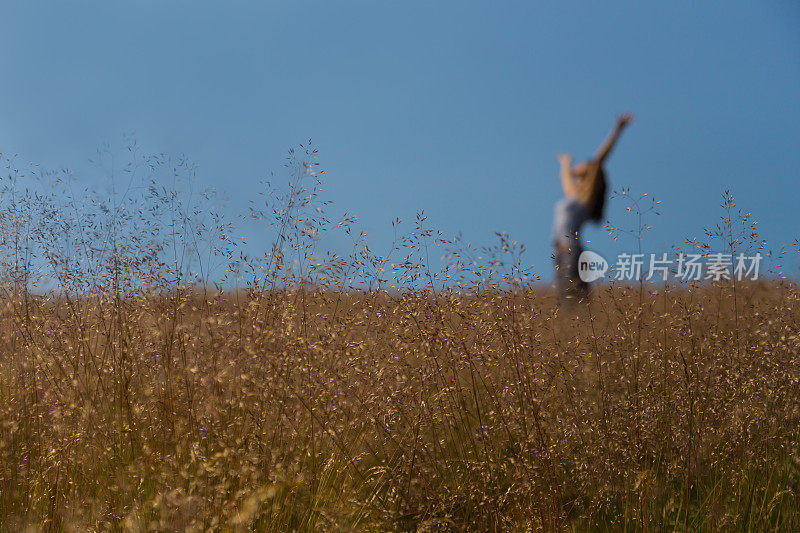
2 1 799 281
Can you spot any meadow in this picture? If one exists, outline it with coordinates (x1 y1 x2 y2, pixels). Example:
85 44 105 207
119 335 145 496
0 145 798 531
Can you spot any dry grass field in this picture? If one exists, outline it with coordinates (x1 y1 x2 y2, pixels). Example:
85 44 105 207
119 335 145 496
1 283 799 531
0 147 798 531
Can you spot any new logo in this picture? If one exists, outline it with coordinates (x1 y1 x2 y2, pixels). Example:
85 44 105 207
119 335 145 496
578 250 608 283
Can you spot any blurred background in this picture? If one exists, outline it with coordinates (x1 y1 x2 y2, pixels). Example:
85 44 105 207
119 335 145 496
1 0 798 281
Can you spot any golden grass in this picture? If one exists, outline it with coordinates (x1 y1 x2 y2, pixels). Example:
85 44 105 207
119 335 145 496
0 144 797 530
0 282 798 531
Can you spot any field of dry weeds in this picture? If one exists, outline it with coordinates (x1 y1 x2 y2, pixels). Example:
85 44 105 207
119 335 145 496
1 281 799 530
0 146 798 531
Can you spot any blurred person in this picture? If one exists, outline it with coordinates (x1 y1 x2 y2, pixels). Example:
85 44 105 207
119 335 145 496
553 113 634 303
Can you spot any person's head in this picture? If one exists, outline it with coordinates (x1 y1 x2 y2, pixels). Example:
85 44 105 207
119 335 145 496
573 161 607 223
573 161 590 176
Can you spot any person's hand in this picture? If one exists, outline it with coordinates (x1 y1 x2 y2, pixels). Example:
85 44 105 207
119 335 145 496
617 112 634 127
557 153 573 165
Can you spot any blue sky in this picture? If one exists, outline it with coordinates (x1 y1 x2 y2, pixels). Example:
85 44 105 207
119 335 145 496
2 1 799 281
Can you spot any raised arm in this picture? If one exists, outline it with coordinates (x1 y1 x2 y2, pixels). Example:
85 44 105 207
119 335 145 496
594 113 634 164
558 153 577 196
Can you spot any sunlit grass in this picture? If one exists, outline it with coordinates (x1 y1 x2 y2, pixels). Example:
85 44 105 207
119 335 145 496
0 144 797 531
